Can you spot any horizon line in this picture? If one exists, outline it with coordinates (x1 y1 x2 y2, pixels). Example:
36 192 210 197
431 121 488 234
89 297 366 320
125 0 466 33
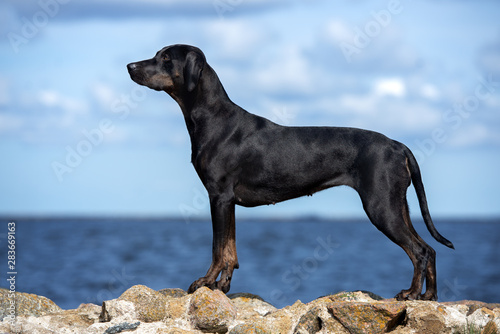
1 214 499 223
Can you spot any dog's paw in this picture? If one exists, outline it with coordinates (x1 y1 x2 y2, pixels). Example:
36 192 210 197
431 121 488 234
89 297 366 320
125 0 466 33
187 277 217 294
395 289 419 301
418 292 438 301
215 279 231 294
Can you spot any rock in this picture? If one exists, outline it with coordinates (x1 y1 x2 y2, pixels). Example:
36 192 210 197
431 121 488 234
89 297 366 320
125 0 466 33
103 321 141 334
155 328 199 334
228 292 276 319
439 304 469 330
101 299 137 323
70 303 103 324
294 306 323 334
227 292 265 300
402 302 500 334
356 291 385 301
189 287 237 333
328 300 407 334
303 299 351 334
265 300 308 334
442 300 500 314
165 293 190 320
467 307 496 328
0 288 62 320
1 287 499 334
118 284 167 322
229 323 272 334
159 288 188 298
405 301 470 334
2 302 101 334
328 291 383 303
483 317 500 334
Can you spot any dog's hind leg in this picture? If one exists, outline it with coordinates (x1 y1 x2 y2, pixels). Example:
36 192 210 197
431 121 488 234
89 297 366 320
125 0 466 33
357 170 435 301
188 194 239 294
401 199 438 300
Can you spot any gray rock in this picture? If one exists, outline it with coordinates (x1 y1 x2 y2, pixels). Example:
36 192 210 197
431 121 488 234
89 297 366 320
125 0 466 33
104 321 140 334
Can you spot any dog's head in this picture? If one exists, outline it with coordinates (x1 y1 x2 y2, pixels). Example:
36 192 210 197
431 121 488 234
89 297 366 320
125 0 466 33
127 44 205 95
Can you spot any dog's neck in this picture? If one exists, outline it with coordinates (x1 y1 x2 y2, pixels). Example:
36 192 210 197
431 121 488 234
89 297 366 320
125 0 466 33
169 63 243 164
170 64 233 123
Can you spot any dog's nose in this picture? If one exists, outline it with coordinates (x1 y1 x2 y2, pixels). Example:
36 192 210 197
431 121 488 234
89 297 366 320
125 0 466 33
127 63 137 72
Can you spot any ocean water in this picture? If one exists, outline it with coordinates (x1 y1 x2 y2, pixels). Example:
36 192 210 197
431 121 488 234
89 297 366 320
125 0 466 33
1 217 499 310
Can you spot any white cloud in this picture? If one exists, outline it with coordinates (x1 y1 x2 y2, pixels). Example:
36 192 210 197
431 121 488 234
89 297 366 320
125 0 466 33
91 82 117 109
339 94 377 115
2 0 288 22
478 37 500 75
0 113 23 133
38 90 59 107
323 20 353 43
320 17 420 72
254 45 318 95
419 83 440 101
37 90 88 115
203 19 269 60
0 78 9 105
448 124 500 148
0 88 93 144
34 90 89 131
382 102 442 132
318 79 443 135
342 97 441 133
480 52 500 74
374 78 406 97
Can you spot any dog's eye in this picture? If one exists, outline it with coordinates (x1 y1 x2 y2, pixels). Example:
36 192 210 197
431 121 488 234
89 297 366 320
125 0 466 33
163 55 170 62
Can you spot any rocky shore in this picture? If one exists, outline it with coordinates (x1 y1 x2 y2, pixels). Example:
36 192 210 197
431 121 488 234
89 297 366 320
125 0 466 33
1 285 499 333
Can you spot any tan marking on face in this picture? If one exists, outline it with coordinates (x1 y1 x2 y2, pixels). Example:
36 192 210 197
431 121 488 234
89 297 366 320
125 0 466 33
149 73 174 90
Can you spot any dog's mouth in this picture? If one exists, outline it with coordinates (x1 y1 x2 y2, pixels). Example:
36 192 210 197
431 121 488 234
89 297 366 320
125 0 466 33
127 67 158 91
127 63 173 92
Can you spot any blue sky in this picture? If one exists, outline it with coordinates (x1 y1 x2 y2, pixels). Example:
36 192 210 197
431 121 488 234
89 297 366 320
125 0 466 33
0 0 499 218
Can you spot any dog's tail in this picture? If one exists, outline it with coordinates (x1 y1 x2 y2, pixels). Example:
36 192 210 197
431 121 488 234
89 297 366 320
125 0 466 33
404 146 455 249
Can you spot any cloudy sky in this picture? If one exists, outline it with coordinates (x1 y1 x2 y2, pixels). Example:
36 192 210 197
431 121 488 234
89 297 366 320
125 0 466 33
1 0 499 219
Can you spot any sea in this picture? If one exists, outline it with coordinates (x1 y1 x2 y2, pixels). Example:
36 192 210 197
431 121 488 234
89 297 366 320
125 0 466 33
1 217 499 310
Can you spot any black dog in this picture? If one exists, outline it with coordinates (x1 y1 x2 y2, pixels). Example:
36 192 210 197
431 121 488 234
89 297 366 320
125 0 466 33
127 44 454 301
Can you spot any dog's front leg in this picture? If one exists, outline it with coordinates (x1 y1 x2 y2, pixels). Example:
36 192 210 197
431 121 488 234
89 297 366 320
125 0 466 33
188 195 239 294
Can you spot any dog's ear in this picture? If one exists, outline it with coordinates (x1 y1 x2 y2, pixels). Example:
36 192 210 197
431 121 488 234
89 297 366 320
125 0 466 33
184 51 204 92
